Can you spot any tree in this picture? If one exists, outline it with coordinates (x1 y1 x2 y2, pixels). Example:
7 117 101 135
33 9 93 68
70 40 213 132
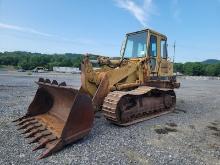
205 65 216 76
174 63 184 73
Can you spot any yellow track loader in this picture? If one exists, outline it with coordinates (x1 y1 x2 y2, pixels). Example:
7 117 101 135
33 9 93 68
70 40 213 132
14 29 180 159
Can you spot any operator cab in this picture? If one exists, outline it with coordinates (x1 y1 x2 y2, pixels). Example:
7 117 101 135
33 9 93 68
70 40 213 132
123 31 147 58
121 29 168 71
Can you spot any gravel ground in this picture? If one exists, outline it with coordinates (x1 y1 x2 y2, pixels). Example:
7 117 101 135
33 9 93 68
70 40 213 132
0 71 219 165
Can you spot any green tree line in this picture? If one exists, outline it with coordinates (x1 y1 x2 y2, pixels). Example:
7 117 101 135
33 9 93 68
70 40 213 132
174 62 220 76
0 51 85 70
0 51 219 76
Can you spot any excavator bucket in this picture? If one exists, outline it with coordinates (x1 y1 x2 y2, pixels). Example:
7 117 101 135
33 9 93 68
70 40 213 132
13 78 94 159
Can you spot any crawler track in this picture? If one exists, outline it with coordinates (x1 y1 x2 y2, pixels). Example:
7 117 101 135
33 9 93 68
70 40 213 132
102 86 176 126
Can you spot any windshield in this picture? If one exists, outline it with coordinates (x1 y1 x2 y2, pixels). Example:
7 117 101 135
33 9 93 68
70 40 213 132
123 31 147 58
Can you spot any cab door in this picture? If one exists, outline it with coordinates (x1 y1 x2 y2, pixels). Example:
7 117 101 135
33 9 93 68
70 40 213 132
149 34 158 72
159 38 170 76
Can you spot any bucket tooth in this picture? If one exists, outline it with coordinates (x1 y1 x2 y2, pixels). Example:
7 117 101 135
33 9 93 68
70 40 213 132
52 80 58 85
29 131 52 144
38 78 44 83
16 118 34 126
17 120 38 130
24 126 46 138
59 82 66 86
37 140 62 160
18 125 28 130
45 79 51 84
12 116 27 122
23 124 42 136
32 135 57 151
38 148 53 160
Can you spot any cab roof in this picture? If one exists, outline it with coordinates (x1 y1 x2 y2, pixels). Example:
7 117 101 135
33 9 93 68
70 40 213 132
126 29 167 39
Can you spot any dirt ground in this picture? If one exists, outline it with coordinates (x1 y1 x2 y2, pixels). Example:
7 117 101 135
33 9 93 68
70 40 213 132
0 71 219 165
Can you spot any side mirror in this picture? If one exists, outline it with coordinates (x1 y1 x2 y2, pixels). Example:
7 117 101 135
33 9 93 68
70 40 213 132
120 38 126 58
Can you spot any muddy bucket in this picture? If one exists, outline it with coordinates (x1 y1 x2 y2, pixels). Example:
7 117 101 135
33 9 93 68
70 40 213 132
14 78 94 159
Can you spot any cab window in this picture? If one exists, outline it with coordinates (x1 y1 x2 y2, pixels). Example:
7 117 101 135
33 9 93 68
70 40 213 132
161 40 167 59
149 35 157 57
124 32 147 58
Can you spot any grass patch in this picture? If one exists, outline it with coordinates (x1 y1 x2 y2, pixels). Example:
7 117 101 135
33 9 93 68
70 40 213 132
0 65 16 71
207 126 219 132
27 72 32 75
166 122 177 127
154 125 178 134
